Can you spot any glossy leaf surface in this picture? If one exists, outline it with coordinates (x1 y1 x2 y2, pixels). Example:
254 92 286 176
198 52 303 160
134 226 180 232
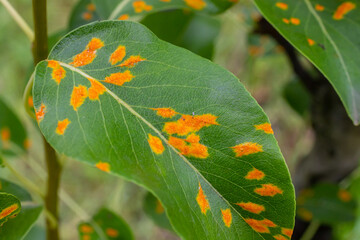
33 21 295 240
254 0 360 125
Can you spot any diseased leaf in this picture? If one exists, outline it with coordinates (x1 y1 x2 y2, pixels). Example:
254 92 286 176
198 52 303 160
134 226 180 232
253 0 360 125
33 21 295 240
69 0 101 30
143 192 173 231
0 192 21 226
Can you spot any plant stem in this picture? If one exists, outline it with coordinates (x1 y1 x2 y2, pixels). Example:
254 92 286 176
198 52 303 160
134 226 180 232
0 0 34 41
300 220 321 240
32 0 62 239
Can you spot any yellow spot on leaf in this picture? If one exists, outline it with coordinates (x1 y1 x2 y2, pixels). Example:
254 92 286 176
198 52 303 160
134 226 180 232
1 128 10 148
28 96 34 107
155 200 164 214
236 202 265 214
104 71 134 86
282 18 290 24
297 208 313 221
119 55 146 67
196 183 210 214
133 1 153 13
88 78 106 100
36 103 46 122
276 2 288 10
221 209 232 227
0 203 19 220
95 161 110 172
254 184 283 196
307 38 315 46
254 123 273 134
86 3 96 11
338 189 352 202
70 85 88 111
106 228 119 238
184 0 206 10
82 12 93 21
244 218 276 233
290 18 301 25
151 107 178 118
118 14 129 20
245 168 265 180
80 224 94 233
274 235 288 240
282 228 293 238
109 45 126 65
56 119 71 135
48 60 66 84
333 2 356 20
164 114 218 136
231 142 263 157
315 4 324 11
148 134 165 154
70 38 104 67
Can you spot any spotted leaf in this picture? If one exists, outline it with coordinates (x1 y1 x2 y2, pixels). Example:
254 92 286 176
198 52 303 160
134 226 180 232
0 193 20 226
33 21 295 239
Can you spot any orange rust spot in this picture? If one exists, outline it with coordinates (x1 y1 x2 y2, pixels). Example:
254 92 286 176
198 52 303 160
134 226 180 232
86 3 96 11
119 55 146 67
254 123 273 134
276 2 288 10
118 14 129 20
254 184 283 196
160 0 171 2
80 224 93 233
261 218 276 227
274 235 287 240
184 0 206 10
168 136 208 159
282 228 293 238
282 18 290 24
231 142 263 157
82 12 93 21
106 228 119 238
333 2 356 20
196 183 210 214
24 139 32 150
163 114 218 136
245 168 265 180
297 208 312 221
28 96 34 107
133 1 153 13
185 133 200 143
221 209 232 227
88 78 106 100
236 202 265 214
48 60 66 84
104 71 134 86
36 103 46 122
244 218 277 233
290 18 301 25
315 4 324 11
0 203 19 220
148 134 165 154
82 235 90 240
56 119 71 135
248 46 264 57
307 38 315 46
151 107 178 118
338 189 352 202
109 45 126 65
95 161 110 172
1 127 10 145
70 85 88 111
155 200 164 214
70 38 104 67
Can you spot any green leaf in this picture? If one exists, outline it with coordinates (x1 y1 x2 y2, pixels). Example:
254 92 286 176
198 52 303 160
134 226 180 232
0 98 28 156
141 10 220 59
78 208 134 240
0 178 32 202
253 0 360 125
143 192 173 231
33 21 295 240
69 0 100 30
0 192 21 226
282 78 311 116
297 183 357 224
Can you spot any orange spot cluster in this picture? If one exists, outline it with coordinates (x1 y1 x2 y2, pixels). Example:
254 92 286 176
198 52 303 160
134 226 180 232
106 228 119 238
307 38 316 46
254 184 283 197
133 1 153 13
155 200 165 214
245 168 265 180
70 38 104 67
236 202 265 214
221 209 232 227
104 71 134 86
196 184 210 214
48 60 66 84
274 235 288 240
119 56 146 67
164 114 218 136
282 228 293 238
0 203 19 220
282 17 301 25
82 3 96 21
36 103 46 122
148 133 165 154
333 2 356 20
88 78 106 100
276 2 288 10
118 14 129 20
95 161 110 172
80 224 94 234
70 85 88 111
1 128 10 148
109 45 126 65
184 0 206 10
231 142 263 157
169 134 208 159
254 123 273 134
151 108 178 118
338 189 352 202
315 4 324 11
56 118 71 135
245 218 277 233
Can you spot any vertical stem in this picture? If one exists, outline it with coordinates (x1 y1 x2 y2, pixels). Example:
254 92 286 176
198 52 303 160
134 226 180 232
32 1 62 240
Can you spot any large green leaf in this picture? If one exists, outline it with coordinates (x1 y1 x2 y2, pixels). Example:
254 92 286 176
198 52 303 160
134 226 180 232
0 192 21 226
33 21 295 239
253 0 360 125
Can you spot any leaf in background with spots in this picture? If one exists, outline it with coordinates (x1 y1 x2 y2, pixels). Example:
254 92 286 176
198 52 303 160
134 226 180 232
69 0 101 30
0 98 28 156
33 21 295 239
143 192 173 231
0 192 20 226
297 183 357 224
253 0 360 125
78 208 134 240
